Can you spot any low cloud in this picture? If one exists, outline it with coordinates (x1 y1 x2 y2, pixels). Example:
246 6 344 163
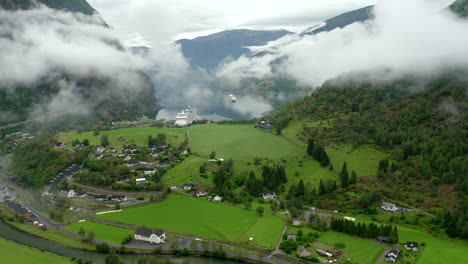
0 5 153 123
217 0 468 88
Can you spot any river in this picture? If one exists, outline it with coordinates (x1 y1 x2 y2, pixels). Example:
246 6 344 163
0 219 243 264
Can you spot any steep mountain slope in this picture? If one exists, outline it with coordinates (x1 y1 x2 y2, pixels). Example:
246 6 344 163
300 5 374 36
272 71 467 237
450 0 468 17
0 0 95 14
0 0 159 127
177 29 292 70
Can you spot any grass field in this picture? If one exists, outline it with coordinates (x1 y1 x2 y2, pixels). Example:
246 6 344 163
326 145 387 176
163 156 212 188
284 156 337 190
398 226 468 264
96 194 284 248
236 214 285 249
0 237 72 264
318 231 384 264
189 124 301 160
60 127 186 148
65 220 134 244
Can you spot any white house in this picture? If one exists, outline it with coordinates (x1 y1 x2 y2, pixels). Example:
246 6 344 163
144 168 156 175
134 227 166 244
183 183 195 190
262 192 276 200
96 146 105 154
67 190 76 198
385 245 401 263
405 242 418 251
213 195 222 202
124 155 132 161
195 189 208 197
136 178 148 184
109 195 127 202
293 217 301 226
381 202 398 213
170 185 178 190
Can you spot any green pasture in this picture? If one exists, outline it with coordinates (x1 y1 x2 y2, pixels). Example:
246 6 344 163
60 127 186 148
96 194 284 248
318 231 384 264
65 220 134 244
0 237 72 264
188 124 301 160
399 226 468 264
326 145 387 176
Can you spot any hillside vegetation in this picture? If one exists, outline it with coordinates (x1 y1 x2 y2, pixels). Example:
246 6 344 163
272 71 467 237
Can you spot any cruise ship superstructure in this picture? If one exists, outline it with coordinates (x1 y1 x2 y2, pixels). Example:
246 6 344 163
174 106 197 127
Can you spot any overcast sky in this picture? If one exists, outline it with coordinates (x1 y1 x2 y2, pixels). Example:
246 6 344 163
87 0 376 45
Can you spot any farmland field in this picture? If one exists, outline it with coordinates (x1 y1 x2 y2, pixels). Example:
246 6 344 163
96 194 284 247
0 237 72 264
189 124 301 160
318 231 384 264
65 220 134 244
60 127 186 148
235 214 285 250
399 226 468 264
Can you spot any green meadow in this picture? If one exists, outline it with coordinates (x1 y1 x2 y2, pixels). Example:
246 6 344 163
188 124 301 160
163 156 212 187
326 145 387 176
60 127 186 148
398 226 468 264
236 214 285 249
96 194 284 248
65 220 134 244
0 237 72 264
318 231 384 264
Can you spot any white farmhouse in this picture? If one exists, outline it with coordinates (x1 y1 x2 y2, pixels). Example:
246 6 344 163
381 202 398 212
67 190 76 198
136 178 148 184
213 195 222 202
134 227 166 244
262 192 276 200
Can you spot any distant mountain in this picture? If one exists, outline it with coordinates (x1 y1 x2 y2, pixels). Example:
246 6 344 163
177 29 292 70
300 5 374 36
0 0 159 127
0 0 95 15
450 0 468 17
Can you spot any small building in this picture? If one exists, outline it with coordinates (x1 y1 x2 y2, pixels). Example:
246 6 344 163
134 227 166 244
54 142 66 148
344 216 356 222
297 246 313 258
127 161 139 167
262 192 277 200
287 235 297 241
377 236 389 244
77 191 87 198
109 195 127 202
170 185 178 190
382 202 398 213
96 146 105 154
67 190 76 198
118 176 130 183
293 217 302 226
144 168 156 175
386 245 401 263
317 249 333 258
107 147 117 153
195 189 208 197
94 195 107 202
213 195 222 202
257 121 273 131
95 154 103 160
183 183 195 190
136 178 148 185
405 241 418 251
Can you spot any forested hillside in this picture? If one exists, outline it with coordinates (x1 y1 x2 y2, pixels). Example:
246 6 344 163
272 71 467 237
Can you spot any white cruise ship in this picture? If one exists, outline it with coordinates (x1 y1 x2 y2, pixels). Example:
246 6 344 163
174 106 197 127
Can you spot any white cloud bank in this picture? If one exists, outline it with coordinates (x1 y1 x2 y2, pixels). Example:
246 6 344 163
217 0 468 88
